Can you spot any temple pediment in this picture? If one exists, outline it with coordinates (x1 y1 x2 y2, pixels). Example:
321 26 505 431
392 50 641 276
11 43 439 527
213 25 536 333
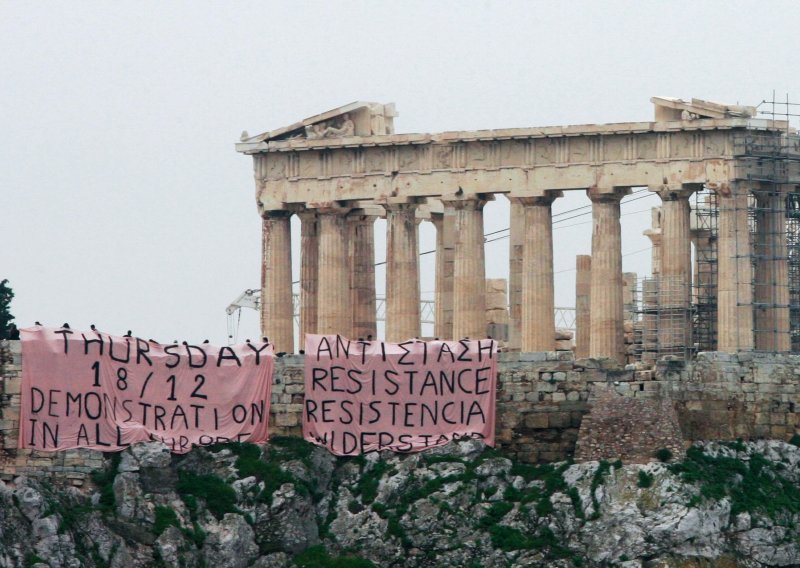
239 101 397 144
652 96 757 121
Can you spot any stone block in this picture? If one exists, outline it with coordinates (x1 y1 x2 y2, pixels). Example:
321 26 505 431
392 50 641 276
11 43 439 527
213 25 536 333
524 414 549 429
3 379 20 395
552 392 566 403
275 413 299 427
519 352 547 362
548 413 570 428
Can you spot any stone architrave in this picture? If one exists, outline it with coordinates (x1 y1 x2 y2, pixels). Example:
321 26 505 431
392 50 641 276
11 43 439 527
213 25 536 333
575 255 592 359
385 203 421 341
588 188 627 363
260 210 294 353
754 188 791 352
431 209 455 339
447 197 489 340
348 214 377 340
317 210 351 336
716 184 754 352
298 210 319 343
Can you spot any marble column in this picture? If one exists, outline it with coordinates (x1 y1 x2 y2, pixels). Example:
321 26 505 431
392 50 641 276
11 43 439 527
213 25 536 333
508 200 525 350
432 209 455 339
450 198 488 339
517 194 558 351
657 187 695 357
588 188 626 362
643 207 663 276
754 189 791 352
260 210 294 353
317 211 351 336
691 228 717 351
716 185 754 352
298 211 319 346
575 255 592 358
349 214 377 340
385 203 421 341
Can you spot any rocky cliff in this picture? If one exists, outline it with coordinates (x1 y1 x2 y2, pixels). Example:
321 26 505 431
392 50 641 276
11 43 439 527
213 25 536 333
3 438 800 567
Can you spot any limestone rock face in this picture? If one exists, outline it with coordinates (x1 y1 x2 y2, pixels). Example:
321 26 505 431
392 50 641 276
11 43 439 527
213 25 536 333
0 440 798 566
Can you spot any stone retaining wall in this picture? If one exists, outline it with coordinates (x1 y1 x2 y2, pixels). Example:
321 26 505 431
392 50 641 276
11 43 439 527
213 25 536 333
660 352 800 441
574 391 685 463
4 339 800 482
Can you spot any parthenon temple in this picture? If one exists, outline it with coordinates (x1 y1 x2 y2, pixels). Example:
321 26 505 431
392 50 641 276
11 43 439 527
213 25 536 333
236 97 800 362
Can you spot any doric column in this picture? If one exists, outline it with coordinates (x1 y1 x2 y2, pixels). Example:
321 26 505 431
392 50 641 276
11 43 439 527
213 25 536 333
448 197 488 339
508 199 525 350
298 210 319 344
385 203 421 341
643 207 663 275
348 214 377 340
716 184 754 352
317 210 351 336
516 194 559 351
260 210 294 353
691 229 717 351
431 209 455 339
656 186 696 357
588 188 627 362
575 255 592 358
754 188 790 352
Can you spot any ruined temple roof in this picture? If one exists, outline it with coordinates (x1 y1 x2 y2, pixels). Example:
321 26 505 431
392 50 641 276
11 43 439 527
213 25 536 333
239 101 397 144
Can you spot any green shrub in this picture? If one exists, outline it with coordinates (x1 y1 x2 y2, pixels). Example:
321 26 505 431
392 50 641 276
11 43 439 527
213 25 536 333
670 445 800 520
654 448 673 463
478 501 513 529
153 505 180 535
293 545 375 567
355 459 393 505
637 470 654 488
490 525 573 558
789 434 800 447
176 470 238 520
90 453 122 512
567 487 584 519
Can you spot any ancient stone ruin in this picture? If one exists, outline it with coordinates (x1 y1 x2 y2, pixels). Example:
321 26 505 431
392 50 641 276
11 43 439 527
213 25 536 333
237 97 800 365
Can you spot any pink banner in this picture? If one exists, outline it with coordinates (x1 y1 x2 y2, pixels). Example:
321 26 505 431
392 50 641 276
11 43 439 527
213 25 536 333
20 327 274 453
303 335 497 455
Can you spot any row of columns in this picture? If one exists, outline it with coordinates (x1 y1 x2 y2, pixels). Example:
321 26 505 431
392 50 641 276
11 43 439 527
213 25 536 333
640 184 792 356
261 190 634 360
261 183 792 357
260 198 493 352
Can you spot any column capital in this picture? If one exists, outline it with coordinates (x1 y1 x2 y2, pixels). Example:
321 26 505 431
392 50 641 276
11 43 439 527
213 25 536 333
511 191 562 207
315 207 352 216
381 201 419 213
261 209 293 220
440 192 494 210
650 183 700 201
705 181 733 198
643 228 662 244
586 186 630 203
295 208 319 222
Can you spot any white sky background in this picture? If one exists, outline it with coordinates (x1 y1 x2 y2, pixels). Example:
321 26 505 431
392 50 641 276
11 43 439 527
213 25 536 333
2 0 800 345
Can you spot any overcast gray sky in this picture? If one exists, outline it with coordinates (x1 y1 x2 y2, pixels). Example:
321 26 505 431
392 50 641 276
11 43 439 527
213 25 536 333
3 0 800 344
